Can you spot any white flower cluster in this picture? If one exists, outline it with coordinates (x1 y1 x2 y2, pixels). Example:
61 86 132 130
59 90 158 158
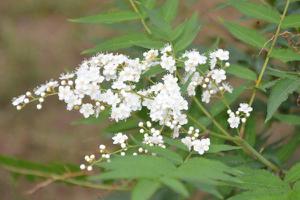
227 103 253 128
181 126 210 155
138 121 165 148
184 49 232 104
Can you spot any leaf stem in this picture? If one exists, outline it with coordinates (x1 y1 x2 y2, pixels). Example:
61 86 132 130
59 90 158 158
239 0 291 137
128 0 152 35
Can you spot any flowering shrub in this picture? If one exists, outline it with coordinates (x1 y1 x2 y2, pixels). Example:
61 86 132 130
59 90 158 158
2 0 300 199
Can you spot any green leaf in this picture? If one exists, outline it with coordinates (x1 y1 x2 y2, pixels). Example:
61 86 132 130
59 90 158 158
172 158 241 184
161 0 179 23
285 163 300 183
276 134 300 163
270 48 300 62
244 116 256 146
274 114 300 126
283 14 300 28
208 144 241 153
143 146 183 164
223 21 267 48
238 168 289 191
141 65 165 77
163 137 188 151
70 11 140 24
132 179 161 200
228 190 288 200
180 72 195 95
105 118 139 133
266 68 299 79
145 8 173 40
266 78 300 121
95 156 176 180
227 64 257 81
174 13 200 52
160 177 189 197
228 0 281 23
83 33 164 54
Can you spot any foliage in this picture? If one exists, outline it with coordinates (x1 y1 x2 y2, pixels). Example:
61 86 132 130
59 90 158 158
3 0 300 199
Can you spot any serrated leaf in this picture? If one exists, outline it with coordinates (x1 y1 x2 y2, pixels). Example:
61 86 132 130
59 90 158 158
274 114 300 126
266 68 299 79
270 48 300 62
161 0 179 23
94 156 176 180
227 64 257 81
172 158 241 185
208 144 241 153
283 14 300 28
70 11 140 24
143 146 183 164
266 78 300 121
174 13 200 52
244 116 256 146
285 163 300 183
228 0 281 23
160 177 189 197
223 21 267 48
83 33 164 54
132 179 161 200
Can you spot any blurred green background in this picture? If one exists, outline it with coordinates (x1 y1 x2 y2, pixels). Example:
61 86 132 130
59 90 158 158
1 0 290 199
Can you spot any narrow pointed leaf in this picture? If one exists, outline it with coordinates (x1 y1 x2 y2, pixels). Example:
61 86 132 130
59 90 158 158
270 48 300 62
161 0 179 23
160 177 189 197
223 21 267 48
227 64 257 81
283 14 300 28
266 78 300 121
132 179 161 200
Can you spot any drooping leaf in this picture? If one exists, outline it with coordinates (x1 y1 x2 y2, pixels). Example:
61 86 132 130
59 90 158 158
276 134 300 163
223 21 267 48
228 0 281 23
132 179 161 200
274 114 300 126
82 33 164 54
270 48 300 62
174 13 200 52
160 177 189 197
266 68 299 79
70 11 141 24
266 78 300 121
282 14 300 28
161 0 179 23
94 156 176 180
227 64 257 81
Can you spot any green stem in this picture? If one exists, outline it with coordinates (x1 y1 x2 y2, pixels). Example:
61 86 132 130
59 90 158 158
1 165 129 191
128 0 152 35
240 0 291 137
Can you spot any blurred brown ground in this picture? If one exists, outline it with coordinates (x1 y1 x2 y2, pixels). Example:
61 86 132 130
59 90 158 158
0 0 295 200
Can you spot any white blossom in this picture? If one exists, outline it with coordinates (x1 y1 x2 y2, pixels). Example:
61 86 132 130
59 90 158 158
79 103 94 118
227 113 240 128
211 69 226 83
160 55 176 73
238 103 253 114
112 133 128 145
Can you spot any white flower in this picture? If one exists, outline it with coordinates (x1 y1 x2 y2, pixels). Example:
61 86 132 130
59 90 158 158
112 133 128 145
211 69 226 83
143 49 159 62
12 95 26 106
161 44 172 54
227 113 240 128
60 72 75 80
193 138 210 155
143 131 164 147
222 82 233 93
214 49 229 61
160 55 176 72
183 50 207 72
238 103 253 114
58 86 72 101
201 90 211 103
181 136 193 151
79 103 94 118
